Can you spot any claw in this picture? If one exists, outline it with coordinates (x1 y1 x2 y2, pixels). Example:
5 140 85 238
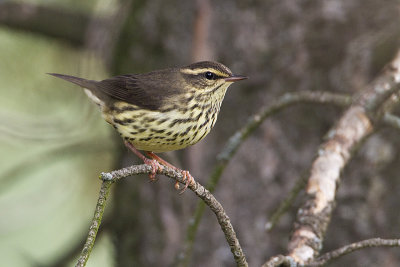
143 158 163 181
179 170 195 194
174 181 180 190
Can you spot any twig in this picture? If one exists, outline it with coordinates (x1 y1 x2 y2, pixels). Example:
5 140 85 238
307 238 400 266
179 91 351 266
78 164 248 267
76 180 112 267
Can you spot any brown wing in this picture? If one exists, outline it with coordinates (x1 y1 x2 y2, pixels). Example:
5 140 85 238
96 70 182 111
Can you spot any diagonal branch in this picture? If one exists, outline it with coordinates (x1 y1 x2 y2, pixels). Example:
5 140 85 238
77 164 248 267
276 50 400 265
263 237 400 267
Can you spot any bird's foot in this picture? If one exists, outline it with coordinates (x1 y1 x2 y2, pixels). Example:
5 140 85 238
146 151 195 193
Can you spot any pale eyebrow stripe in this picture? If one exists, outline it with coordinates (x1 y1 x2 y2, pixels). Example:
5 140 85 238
180 68 230 77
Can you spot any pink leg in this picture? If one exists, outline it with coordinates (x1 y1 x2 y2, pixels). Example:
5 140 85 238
124 142 163 181
146 152 195 192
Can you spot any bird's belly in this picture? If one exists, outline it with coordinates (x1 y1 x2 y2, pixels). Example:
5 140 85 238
111 108 218 153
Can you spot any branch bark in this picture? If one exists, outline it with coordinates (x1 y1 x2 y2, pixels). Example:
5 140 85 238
308 238 400 266
268 50 400 266
78 164 248 267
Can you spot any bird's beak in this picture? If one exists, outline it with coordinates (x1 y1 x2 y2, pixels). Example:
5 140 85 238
224 75 248 82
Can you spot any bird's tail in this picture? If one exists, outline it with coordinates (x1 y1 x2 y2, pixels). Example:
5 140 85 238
47 73 97 91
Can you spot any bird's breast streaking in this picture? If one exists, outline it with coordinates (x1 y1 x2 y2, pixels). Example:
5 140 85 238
107 85 227 152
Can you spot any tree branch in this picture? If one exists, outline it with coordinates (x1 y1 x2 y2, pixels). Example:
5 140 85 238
281 50 400 265
308 238 400 266
179 91 351 266
77 164 248 267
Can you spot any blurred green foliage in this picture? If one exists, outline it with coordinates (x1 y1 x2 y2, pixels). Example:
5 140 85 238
0 22 116 266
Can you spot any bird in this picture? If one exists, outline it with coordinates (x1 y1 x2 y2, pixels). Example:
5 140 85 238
48 61 247 191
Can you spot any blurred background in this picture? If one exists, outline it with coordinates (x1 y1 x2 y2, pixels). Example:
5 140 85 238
1 0 400 266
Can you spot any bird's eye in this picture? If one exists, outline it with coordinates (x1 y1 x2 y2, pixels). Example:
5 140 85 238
205 71 215 80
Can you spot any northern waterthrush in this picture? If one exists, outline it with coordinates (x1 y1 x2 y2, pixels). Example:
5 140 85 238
49 61 247 190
